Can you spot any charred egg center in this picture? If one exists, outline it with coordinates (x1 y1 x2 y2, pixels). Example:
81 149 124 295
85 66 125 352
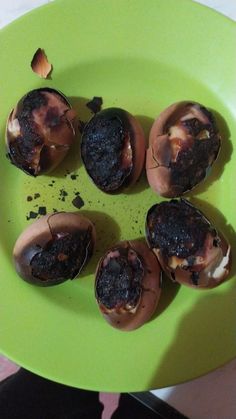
147 199 213 258
30 228 92 282
146 199 222 281
81 108 133 191
96 247 144 311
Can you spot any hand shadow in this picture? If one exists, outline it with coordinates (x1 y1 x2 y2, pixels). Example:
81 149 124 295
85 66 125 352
148 283 236 390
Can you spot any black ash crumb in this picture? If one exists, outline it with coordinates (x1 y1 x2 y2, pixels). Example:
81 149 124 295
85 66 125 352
34 193 40 199
27 196 33 202
70 174 78 180
26 211 38 220
72 194 85 209
86 96 103 113
38 206 47 216
59 189 68 202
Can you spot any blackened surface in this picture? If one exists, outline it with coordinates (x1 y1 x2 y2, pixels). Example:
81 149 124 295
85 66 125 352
96 248 144 309
31 229 92 282
81 108 132 191
146 199 212 258
86 96 103 113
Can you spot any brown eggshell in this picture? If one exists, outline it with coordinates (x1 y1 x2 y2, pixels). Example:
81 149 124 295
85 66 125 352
146 101 221 197
152 229 230 290
125 113 146 187
6 88 76 176
13 212 96 285
95 240 162 331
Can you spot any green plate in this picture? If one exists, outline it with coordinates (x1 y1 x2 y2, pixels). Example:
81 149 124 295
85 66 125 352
0 0 236 392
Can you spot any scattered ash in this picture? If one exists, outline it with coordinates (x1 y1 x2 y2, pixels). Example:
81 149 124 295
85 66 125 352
70 174 78 180
59 189 68 202
26 211 38 221
72 194 85 209
38 206 47 215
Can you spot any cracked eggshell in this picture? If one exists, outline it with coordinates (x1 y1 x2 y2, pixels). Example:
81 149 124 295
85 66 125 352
95 240 162 331
146 101 221 197
146 199 231 289
13 212 96 286
6 88 76 176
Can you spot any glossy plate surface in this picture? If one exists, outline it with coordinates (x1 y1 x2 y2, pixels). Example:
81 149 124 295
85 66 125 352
0 0 235 391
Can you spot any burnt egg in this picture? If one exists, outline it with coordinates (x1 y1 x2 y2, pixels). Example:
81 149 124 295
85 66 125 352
81 108 145 193
13 212 96 286
6 88 76 176
146 199 230 289
146 101 221 197
95 240 161 331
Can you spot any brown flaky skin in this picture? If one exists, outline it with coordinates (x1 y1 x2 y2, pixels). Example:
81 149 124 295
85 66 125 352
146 101 221 197
6 88 76 176
13 212 96 286
95 240 162 331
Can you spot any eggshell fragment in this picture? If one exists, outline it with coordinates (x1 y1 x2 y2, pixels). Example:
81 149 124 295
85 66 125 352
31 48 52 79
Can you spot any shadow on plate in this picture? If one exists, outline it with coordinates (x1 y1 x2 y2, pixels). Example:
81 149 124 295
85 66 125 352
78 209 121 277
152 274 181 321
148 283 236 390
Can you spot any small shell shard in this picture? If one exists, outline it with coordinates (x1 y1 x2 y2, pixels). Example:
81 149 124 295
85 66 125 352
31 48 52 79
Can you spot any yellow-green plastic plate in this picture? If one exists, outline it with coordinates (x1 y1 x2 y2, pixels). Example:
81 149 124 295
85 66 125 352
0 0 236 392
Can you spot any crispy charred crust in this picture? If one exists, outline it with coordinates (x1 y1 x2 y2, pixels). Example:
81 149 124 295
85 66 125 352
30 228 93 284
6 88 73 176
81 108 134 192
146 199 213 258
95 246 144 310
